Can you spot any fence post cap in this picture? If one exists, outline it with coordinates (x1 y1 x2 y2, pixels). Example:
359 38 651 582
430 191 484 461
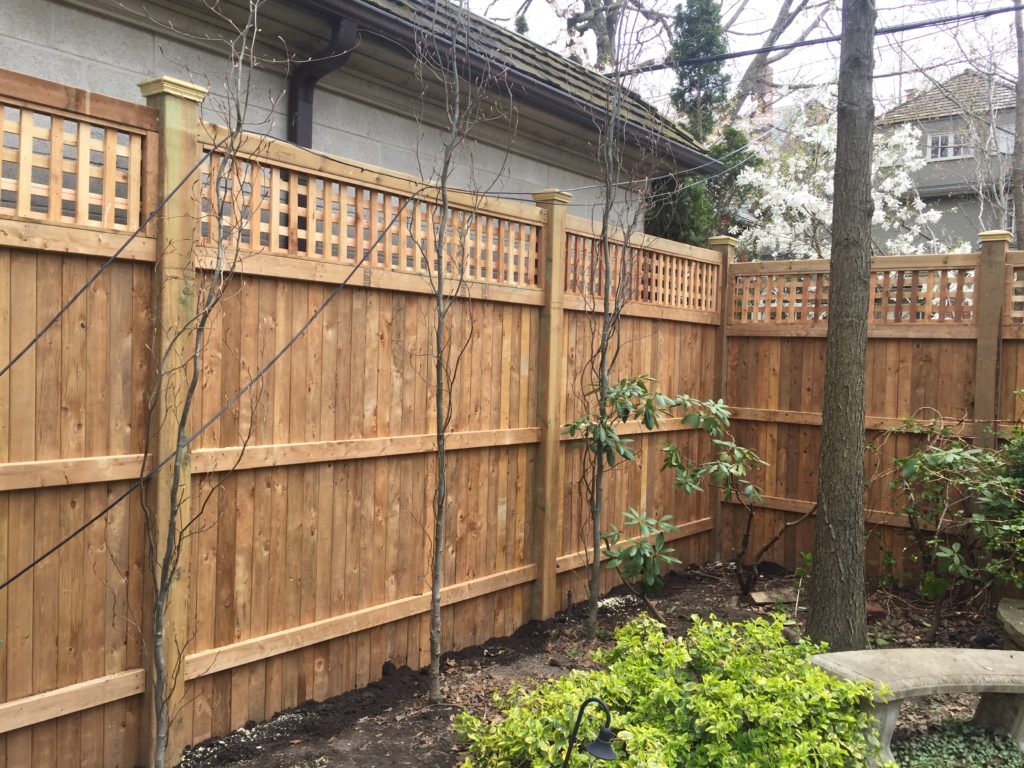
978 230 1013 243
531 189 573 204
708 235 739 248
138 76 209 103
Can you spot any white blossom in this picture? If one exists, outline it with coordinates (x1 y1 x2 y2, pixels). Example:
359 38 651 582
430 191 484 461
738 96 950 259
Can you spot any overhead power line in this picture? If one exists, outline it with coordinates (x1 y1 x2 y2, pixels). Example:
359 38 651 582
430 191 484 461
613 4 1024 76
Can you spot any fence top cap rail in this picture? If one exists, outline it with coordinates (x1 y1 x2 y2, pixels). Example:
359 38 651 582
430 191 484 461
199 122 546 226
980 229 1013 243
0 67 158 133
139 76 209 103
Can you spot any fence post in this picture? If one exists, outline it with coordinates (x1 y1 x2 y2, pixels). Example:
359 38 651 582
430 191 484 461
708 235 736 561
531 189 571 619
974 230 1011 448
138 75 208 766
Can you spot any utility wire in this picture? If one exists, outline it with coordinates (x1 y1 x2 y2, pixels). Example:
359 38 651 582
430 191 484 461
0 191 422 593
0 139 229 382
614 4 1024 76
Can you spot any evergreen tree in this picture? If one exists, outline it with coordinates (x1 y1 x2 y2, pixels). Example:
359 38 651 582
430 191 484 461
670 0 728 142
646 0 754 246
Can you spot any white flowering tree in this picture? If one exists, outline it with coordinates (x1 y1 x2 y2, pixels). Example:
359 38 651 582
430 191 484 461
737 98 952 259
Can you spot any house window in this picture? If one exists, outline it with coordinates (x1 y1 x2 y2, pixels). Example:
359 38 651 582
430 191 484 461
927 133 971 161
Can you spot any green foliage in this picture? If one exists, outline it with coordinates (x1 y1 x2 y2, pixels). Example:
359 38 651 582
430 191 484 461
645 128 760 246
670 0 729 142
569 383 768 598
514 14 528 34
455 615 885 768
564 375 675 467
893 419 1024 601
645 179 716 245
795 551 814 580
660 397 765 503
893 721 1024 768
602 508 681 594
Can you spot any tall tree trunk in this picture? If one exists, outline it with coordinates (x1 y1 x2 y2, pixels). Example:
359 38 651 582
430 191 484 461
1013 8 1024 248
806 0 875 652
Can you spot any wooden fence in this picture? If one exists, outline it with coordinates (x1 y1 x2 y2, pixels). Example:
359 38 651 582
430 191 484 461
3 67 1023 768
720 240 1021 581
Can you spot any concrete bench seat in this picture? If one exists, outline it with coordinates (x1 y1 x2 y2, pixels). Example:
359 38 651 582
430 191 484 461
812 648 1024 766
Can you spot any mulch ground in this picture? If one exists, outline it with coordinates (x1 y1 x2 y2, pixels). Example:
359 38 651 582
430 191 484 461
177 563 1005 768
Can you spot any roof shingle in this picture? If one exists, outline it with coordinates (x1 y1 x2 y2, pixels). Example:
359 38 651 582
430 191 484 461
878 70 1016 126
309 0 710 165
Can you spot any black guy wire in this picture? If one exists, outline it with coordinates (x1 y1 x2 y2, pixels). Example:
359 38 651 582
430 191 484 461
0 190 423 593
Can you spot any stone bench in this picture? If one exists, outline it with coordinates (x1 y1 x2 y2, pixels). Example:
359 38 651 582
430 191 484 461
812 648 1024 766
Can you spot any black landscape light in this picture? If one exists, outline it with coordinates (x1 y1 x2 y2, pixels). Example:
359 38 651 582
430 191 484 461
560 696 618 766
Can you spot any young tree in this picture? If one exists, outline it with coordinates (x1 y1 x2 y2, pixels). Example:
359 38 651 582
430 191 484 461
805 0 875 652
1014 8 1024 248
565 11 662 636
411 1 514 701
131 6 289 763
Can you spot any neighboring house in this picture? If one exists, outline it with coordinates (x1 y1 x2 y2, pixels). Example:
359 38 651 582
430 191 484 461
877 70 1017 247
1 0 714 217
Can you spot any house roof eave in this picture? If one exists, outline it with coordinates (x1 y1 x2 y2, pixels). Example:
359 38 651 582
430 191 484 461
291 0 722 172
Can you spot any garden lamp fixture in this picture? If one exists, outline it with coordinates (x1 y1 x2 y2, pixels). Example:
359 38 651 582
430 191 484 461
560 697 618 766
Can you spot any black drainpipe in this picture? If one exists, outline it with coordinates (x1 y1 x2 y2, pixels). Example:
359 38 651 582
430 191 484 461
287 17 360 147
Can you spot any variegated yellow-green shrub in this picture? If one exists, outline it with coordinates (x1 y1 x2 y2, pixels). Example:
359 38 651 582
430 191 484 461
454 615 887 768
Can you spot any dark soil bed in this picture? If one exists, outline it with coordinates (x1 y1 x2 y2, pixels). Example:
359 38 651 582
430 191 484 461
177 563 1005 768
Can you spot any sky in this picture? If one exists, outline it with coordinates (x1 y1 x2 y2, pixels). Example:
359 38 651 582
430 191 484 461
462 0 1020 118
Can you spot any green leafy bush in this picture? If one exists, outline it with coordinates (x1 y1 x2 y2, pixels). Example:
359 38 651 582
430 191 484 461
454 615 884 767
893 421 1024 604
893 721 1024 768
602 508 681 595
